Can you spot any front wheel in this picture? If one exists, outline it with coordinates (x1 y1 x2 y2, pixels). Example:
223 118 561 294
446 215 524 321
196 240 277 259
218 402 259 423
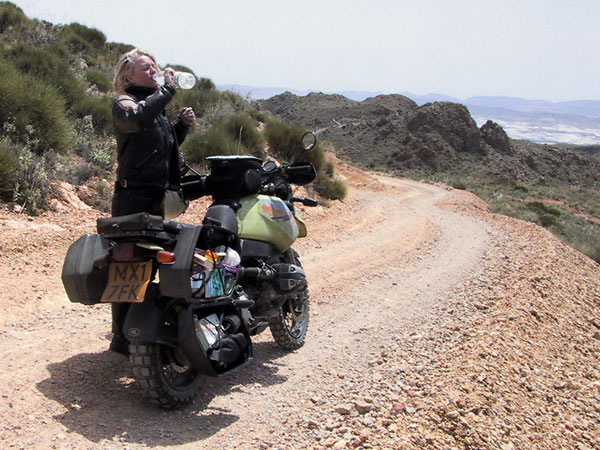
129 342 203 409
268 288 310 350
268 254 310 350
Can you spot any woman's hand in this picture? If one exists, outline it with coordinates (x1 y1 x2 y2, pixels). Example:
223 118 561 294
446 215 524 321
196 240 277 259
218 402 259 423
163 67 176 87
180 107 196 126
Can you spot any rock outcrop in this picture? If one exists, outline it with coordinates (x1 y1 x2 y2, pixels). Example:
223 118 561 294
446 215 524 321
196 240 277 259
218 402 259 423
256 92 600 187
480 119 513 155
407 102 483 155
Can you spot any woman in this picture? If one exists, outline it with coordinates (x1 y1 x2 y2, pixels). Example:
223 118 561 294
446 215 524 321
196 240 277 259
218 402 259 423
109 48 195 354
111 48 195 216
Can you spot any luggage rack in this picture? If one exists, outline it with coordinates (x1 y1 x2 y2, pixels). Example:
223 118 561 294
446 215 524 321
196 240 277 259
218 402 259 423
97 212 194 240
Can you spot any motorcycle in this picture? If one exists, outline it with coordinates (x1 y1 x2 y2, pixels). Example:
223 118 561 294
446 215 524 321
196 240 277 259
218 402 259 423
61 132 319 409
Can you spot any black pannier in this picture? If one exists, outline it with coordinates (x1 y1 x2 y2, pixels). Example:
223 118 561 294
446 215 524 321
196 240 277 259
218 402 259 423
61 234 110 304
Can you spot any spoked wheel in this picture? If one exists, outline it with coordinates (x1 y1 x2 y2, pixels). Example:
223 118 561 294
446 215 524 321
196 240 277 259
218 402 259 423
129 342 203 409
268 251 310 350
269 287 310 350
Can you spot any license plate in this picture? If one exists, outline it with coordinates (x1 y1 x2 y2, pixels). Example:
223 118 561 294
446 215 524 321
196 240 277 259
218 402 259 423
101 261 152 303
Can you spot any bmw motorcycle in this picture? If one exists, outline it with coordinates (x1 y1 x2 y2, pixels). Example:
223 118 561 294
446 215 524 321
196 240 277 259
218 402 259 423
62 132 319 409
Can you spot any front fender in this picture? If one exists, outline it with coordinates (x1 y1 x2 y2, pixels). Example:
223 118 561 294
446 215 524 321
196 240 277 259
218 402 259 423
295 214 308 238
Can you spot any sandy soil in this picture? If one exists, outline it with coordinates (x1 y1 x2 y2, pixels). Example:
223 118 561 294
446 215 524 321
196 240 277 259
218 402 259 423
0 162 598 450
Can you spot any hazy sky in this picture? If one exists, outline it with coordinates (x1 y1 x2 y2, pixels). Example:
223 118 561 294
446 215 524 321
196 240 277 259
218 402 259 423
10 0 600 101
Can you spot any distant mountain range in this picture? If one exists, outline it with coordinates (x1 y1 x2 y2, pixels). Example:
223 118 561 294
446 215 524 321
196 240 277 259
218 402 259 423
217 84 600 146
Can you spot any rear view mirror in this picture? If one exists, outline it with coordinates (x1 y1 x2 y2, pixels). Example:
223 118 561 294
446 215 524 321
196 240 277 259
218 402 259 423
301 132 316 152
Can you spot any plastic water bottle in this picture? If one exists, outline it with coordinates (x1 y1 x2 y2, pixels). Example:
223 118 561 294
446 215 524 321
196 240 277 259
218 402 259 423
153 71 196 89
174 72 196 89
152 71 165 86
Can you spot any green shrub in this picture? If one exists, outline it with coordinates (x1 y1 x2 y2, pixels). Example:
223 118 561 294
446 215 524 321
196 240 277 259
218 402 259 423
86 177 113 212
525 201 562 217
265 118 328 171
247 109 269 123
324 161 335 177
265 120 306 161
491 177 530 195
0 136 17 199
0 57 73 154
0 1 27 32
74 115 113 169
546 205 562 216
539 214 558 228
180 126 239 164
219 90 247 107
314 175 347 200
11 143 56 214
526 201 547 213
60 22 106 52
166 81 245 124
553 214 600 263
165 63 195 73
62 32 91 53
167 77 228 120
191 92 249 130
1 43 110 132
2 43 81 101
85 69 111 92
71 94 112 132
56 117 113 186
451 180 468 190
106 42 134 57
167 87 204 116
307 143 327 172
197 77 215 91
223 113 265 157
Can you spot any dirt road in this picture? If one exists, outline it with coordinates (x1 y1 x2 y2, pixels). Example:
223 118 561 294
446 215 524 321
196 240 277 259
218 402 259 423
0 171 598 450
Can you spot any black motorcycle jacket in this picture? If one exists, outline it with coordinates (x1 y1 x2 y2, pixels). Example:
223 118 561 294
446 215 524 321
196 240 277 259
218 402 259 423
113 83 189 191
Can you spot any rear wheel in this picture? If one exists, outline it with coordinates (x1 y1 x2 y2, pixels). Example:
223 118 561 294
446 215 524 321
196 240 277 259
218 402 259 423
129 342 203 409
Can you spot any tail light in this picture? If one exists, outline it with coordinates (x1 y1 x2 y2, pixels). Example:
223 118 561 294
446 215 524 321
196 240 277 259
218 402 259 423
111 242 139 261
110 242 174 263
156 251 176 263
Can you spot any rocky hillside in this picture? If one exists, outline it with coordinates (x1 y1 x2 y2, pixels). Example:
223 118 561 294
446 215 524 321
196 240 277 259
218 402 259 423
255 92 600 189
256 92 600 263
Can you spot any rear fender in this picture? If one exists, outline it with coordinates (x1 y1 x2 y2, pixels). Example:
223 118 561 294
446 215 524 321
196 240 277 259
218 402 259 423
123 285 172 343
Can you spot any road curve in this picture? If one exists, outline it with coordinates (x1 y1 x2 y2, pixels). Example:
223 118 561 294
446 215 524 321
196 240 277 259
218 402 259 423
0 177 493 449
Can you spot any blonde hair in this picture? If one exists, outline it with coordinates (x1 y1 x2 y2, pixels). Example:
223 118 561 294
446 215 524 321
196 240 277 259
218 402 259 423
112 48 158 94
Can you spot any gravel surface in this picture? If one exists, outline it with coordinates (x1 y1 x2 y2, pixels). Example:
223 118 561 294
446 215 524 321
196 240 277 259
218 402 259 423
0 161 598 450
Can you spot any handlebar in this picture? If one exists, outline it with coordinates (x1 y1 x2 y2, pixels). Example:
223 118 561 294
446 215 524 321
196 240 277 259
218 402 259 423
180 159 318 204
291 197 319 207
